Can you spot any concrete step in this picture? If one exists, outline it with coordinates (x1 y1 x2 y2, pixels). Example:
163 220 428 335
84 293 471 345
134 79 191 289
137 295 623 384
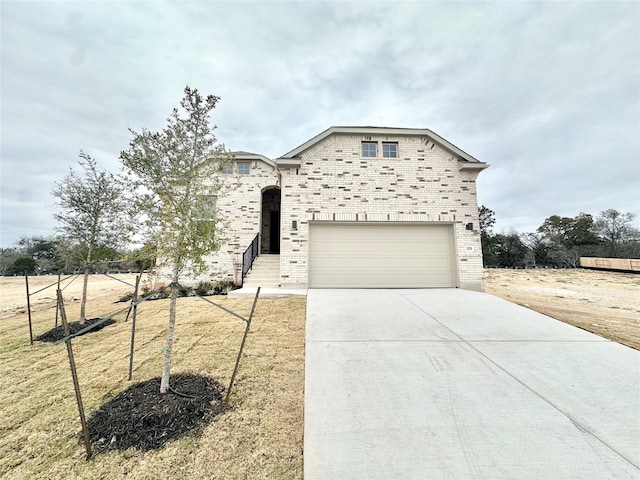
250 263 279 270
243 270 277 276
243 279 280 287
248 255 280 268
253 256 280 264
245 269 279 277
244 273 280 283
243 254 280 287
243 276 280 287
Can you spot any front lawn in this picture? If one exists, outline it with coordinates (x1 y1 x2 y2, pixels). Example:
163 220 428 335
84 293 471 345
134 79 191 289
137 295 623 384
0 293 306 479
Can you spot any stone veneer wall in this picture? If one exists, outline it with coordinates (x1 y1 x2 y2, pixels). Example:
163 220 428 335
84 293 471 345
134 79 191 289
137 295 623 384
191 159 278 285
278 133 485 291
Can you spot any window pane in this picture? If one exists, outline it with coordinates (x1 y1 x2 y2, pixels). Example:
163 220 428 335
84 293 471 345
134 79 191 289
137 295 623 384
383 143 398 158
362 142 377 157
238 162 251 174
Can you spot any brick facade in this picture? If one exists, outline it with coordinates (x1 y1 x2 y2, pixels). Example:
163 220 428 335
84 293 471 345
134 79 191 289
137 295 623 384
277 131 486 290
193 128 487 291
200 153 278 284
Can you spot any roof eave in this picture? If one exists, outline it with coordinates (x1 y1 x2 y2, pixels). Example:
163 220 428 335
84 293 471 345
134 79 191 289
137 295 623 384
458 161 490 172
275 158 302 168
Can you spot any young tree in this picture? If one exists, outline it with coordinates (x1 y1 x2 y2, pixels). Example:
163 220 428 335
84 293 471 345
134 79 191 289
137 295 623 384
52 152 130 323
120 86 231 394
595 209 638 258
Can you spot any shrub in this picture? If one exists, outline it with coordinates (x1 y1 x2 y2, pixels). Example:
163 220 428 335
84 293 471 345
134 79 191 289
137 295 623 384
195 281 214 296
118 291 135 303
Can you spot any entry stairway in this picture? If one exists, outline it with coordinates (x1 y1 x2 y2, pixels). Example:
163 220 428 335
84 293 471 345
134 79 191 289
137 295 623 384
242 254 280 288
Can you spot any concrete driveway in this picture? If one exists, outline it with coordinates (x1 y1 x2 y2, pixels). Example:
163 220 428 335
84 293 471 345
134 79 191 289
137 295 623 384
304 289 640 479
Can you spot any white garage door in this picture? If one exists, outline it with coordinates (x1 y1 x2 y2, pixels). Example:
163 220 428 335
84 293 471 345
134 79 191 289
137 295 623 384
308 223 456 288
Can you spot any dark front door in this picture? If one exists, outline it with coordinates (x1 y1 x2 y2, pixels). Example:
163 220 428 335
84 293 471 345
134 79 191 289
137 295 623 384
270 210 280 253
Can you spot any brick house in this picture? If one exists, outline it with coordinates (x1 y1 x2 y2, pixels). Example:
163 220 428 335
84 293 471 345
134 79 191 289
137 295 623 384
204 126 488 291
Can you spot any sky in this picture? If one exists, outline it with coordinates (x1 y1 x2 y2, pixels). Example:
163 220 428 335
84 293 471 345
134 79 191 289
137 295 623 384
1 1 639 248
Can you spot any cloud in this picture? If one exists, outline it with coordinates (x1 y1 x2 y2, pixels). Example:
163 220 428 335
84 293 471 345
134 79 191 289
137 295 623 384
1 1 638 247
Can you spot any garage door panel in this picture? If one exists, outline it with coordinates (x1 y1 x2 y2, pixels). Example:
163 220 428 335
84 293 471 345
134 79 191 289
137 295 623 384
313 254 447 266
311 275 454 289
309 223 456 288
312 256 451 269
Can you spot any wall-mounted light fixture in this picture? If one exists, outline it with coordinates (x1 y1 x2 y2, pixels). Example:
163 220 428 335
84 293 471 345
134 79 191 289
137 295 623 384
466 223 474 231
292 220 298 230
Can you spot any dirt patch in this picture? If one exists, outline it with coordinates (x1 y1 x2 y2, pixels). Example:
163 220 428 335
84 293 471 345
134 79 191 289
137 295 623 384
36 317 116 343
88 373 228 452
0 273 140 319
484 268 640 350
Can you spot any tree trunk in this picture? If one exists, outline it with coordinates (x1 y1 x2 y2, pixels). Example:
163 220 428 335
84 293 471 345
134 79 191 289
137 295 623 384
160 270 179 394
79 268 89 325
80 245 93 325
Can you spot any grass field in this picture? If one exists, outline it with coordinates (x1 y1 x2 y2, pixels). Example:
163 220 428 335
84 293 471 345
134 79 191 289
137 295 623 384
0 289 306 480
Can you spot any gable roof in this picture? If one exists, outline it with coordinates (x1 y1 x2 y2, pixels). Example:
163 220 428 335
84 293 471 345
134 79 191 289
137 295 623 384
277 126 487 167
230 151 275 168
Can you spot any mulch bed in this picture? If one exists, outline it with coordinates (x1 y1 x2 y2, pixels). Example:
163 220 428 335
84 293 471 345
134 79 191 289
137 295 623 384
36 317 116 343
87 373 229 452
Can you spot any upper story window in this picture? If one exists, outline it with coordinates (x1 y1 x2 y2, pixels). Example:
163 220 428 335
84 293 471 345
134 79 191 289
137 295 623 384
237 162 251 175
362 142 377 157
222 165 233 174
382 142 398 158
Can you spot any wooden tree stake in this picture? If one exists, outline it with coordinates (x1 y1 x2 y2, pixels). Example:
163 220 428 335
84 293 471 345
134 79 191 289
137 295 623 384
58 289 92 460
225 287 260 403
25 272 33 345
128 274 142 381
55 274 61 327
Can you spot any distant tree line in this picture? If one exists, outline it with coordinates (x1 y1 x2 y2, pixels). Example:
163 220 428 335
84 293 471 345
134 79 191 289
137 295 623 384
480 206 640 268
0 236 154 276
1 151 157 279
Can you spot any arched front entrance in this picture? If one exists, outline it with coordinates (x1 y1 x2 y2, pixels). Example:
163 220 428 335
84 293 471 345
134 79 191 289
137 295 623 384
261 187 281 254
